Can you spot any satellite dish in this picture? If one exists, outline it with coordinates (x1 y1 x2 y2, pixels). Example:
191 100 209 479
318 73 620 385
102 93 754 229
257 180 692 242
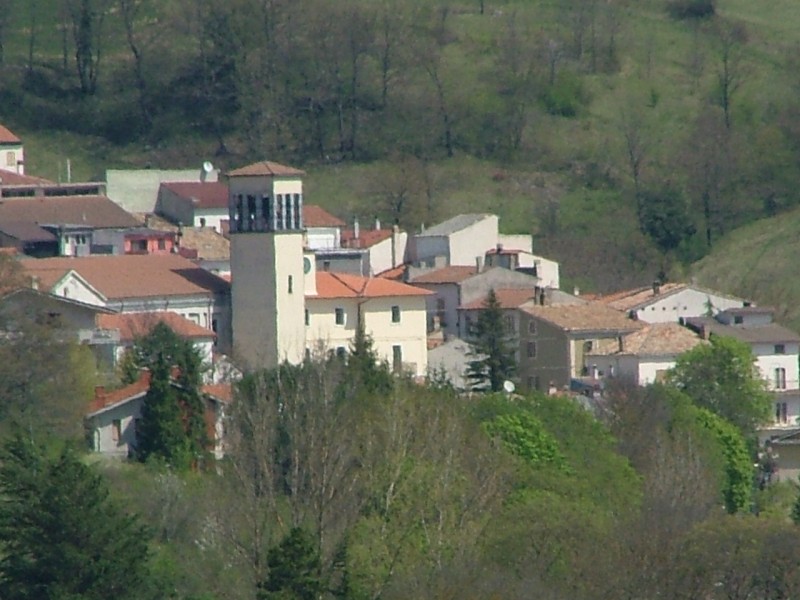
503 380 516 394
202 161 214 173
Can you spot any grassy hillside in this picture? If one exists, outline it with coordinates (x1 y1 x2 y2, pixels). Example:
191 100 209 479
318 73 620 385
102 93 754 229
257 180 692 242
692 206 800 330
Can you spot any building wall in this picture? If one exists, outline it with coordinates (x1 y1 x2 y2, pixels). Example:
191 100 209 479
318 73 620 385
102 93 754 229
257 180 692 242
306 295 428 377
517 312 570 391
157 187 195 227
306 227 341 251
193 207 228 232
752 342 800 391
416 282 460 337
107 168 218 213
773 443 800 482
632 288 745 323
0 143 24 174
231 232 305 368
528 256 560 289
50 274 106 306
90 397 144 457
411 235 449 266
459 268 537 306
368 230 407 274
448 215 498 266
497 233 532 253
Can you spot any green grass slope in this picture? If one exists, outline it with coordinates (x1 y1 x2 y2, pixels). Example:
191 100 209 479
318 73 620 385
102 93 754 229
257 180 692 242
692 207 800 331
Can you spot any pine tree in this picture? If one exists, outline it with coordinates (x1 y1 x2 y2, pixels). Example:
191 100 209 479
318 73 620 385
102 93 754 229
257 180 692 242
136 351 192 468
258 527 322 600
466 289 517 392
347 319 393 394
0 434 158 600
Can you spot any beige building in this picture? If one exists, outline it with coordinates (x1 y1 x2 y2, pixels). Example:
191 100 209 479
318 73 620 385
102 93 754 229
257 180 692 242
0 124 24 174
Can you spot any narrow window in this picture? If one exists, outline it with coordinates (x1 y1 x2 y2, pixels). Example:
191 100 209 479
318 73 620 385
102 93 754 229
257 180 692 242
288 275 293 294
528 320 537 334
5 151 14 166
527 341 536 358
504 314 515 332
157 238 166 250
775 368 787 390
305 308 310 326
391 305 401 323
111 419 122 443
392 345 403 373
335 308 345 325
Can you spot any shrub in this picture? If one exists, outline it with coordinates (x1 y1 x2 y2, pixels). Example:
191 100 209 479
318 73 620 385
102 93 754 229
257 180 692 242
667 0 715 20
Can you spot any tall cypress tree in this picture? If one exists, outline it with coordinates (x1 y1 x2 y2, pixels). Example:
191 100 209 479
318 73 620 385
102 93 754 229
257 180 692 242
0 434 158 600
466 289 517 392
136 351 191 468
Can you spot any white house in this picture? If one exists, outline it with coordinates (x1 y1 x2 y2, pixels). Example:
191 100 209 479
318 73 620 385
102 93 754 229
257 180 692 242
19 254 231 351
597 282 747 323
0 124 24 174
157 181 230 232
86 371 231 459
306 271 431 377
585 322 706 385
105 165 220 214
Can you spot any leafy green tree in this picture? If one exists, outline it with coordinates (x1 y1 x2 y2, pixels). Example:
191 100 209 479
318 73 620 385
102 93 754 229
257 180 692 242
0 434 158 600
638 185 696 255
347 319 393 395
483 412 568 471
466 289 517 392
667 335 772 434
259 527 322 600
136 351 192 469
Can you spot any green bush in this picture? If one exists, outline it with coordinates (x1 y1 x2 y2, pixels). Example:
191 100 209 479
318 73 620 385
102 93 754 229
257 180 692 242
541 72 588 118
667 0 715 20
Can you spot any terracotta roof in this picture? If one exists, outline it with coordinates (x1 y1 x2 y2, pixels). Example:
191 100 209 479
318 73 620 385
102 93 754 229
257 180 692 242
304 205 345 228
591 323 705 357
460 288 537 310
0 195 140 228
20 254 229 300
88 371 151 414
227 161 305 177
0 125 20 144
202 383 233 404
409 266 477 284
341 228 392 249
96 312 215 341
520 302 644 333
595 283 687 311
376 264 407 280
0 171 54 185
312 271 432 299
160 181 228 209
0 222 57 242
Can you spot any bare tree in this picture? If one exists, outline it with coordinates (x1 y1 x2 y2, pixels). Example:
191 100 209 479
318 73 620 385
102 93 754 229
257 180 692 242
711 19 748 130
64 0 110 95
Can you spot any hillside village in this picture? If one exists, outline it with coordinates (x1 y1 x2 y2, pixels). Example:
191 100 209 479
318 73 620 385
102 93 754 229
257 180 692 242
2 122 799 475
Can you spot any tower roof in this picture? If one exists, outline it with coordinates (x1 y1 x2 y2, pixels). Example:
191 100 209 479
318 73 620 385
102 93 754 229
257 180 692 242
227 161 305 177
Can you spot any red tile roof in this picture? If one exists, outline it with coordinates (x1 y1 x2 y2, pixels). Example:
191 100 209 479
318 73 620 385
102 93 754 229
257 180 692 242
227 161 305 177
460 288 537 310
88 371 151 414
0 171 54 185
0 195 140 228
160 181 228 209
341 228 393 248
410 266 477 284
0 125 20 144
20 254 229 300
202 383 233 404
312 271 432 299
304 205 345 228
376 264 407 280
96 312 215 341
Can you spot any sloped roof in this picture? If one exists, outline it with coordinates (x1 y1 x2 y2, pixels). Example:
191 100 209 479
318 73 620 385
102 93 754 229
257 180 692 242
0 124 20 144
460 288 537 310
20 254 229 300
521 302 644 334
160 181 228 209
96 312 215 341
304 205 345 228
0 221 57 242
416 214 493 237
227 161 305 177
684 316 800 345
0 195 140 228
312 271 432 299
0 171 54 185
591 323 705 357
341 228 392 248
376 264 407 280
596 282 746 313
409 265 477 284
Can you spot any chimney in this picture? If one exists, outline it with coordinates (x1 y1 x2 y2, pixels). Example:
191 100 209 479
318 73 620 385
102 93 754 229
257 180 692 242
653 280 661 295
391 224 399 267
539 288 546 306
374 217 381 230
476 256 484 273
354 218 360 240
618 336 624 352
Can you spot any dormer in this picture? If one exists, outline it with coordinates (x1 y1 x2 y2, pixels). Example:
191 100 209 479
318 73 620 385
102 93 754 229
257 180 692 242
226 161 306 234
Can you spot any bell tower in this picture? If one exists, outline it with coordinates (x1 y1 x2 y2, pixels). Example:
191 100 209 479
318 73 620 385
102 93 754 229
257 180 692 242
228 161 307 369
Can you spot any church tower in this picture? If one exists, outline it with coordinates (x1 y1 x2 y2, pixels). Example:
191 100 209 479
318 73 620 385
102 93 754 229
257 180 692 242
228 161 307 369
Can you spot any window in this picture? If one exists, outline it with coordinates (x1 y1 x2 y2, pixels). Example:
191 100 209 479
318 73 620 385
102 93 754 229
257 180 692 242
111 419 121 443
323 261 331 272
734 316 743 324
527 375 540 390
335 308 345 325
305 309 310 326
157 238 166 250
528 320 537 335
336 346 346 359
392 345 403 373
527 341 536 358
391 305 401 323
6 151 14 166
775 344 786 354
288 275 293 294
776 402 789 424
189 313 200 324
200 217 207 227
583 341 593 353
775 368 787 390
504 314 515 332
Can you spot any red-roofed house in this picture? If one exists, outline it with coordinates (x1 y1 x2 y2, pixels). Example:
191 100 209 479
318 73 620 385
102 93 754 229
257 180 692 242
86 371 232 458
306 270 432 376
157 181 230 232
0 124 24 174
